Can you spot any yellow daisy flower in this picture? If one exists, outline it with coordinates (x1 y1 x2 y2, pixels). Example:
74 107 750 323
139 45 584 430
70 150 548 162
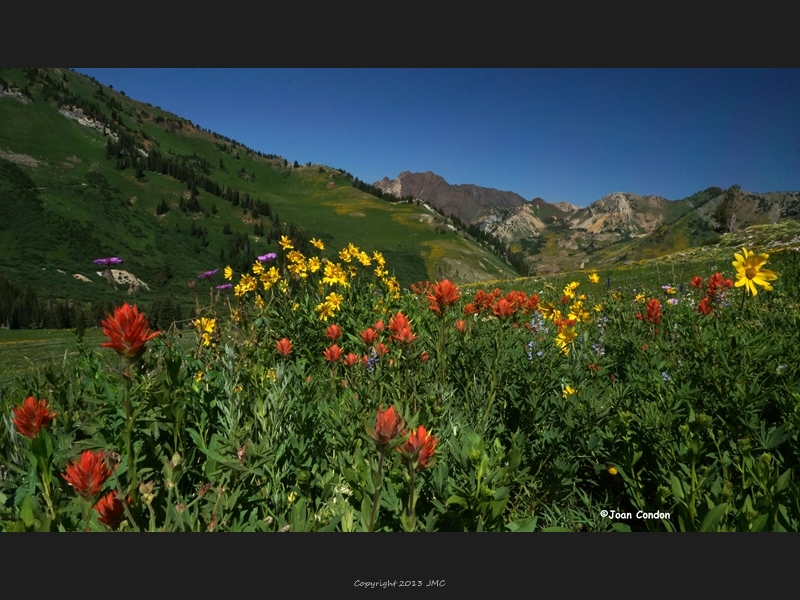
316 301 335 321
310 238 325 250
589 272 600 284
555 327 577 355
326 291 343 311
732 247 778 296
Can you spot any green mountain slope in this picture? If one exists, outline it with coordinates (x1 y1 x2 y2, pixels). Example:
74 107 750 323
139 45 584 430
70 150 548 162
0 68 517 325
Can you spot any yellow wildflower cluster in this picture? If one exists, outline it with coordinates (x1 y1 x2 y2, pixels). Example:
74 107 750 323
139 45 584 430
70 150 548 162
235 274 258 297
588 272 600 284
373 251 387 278
562 385 577 400
568 300 591 324
194 317 217 347
540 302 561 321
338 242 360 263
260 266 281 290
555 326 577 355
323 260 349 287
310 238 325 250
316 291 344 321
287 250 309 279
563 281 580 300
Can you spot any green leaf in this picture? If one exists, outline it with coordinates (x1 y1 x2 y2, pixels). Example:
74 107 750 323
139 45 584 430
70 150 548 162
611 522 632 532
20 494 35 527
195 444 244 471
699 503 728 532
776 468 791 493
506 516 538 532
765 424 789 449
541 526 573 532
359 496 372 532
507 448 521 472
445 495 468 508
671 474 684 501
749 513 769 533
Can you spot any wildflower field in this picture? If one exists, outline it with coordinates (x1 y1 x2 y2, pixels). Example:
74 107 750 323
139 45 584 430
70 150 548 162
2 238 800 532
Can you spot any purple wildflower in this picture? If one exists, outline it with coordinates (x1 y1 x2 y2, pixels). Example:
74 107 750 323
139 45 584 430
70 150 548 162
258 253 277 262
216 283 233 290
94 257 123 265
668 298 679 306
197 269 220 279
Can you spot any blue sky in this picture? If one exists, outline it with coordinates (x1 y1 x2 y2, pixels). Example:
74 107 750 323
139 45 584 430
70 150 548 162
74 68 800 207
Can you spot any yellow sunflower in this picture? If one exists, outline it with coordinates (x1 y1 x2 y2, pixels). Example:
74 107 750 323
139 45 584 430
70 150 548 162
732 247 778 296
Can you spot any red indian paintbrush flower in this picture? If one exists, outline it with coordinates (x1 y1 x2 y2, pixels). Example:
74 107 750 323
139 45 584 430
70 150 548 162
323 344 344 362
691 276 703 288
427 279 461 315
360 327 378 345
645 298 662 324
505 290 527 310
366 405 404 450
392 326 418 345
62 450 114 501
100 303 160 362
344 352 360 367
420 351 429 362
398 425 438 471
455 319 467 334
697 297 713 316
524 293 540 313
492 298 515 318
463 303 478 316
373 319 385 332
388 312 411 336
94 490 127 528
275 338 293 357
325 324 342 341
374 342 389 357
707 272 733 301
12 396 57 439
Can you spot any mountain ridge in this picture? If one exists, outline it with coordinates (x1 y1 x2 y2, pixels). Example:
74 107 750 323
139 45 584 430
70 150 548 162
375 171 800 274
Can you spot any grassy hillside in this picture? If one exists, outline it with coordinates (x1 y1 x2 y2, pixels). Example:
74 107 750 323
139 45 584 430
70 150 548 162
0 68 517 326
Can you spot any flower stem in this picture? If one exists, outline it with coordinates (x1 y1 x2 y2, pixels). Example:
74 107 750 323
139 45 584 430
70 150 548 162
436 316 447 390
483 328 501 429
405 465 417 532
122 364 139 511
368 448 386 532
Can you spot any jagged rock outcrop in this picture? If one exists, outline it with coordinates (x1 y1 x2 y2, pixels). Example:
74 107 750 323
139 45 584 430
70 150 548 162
374 171 526 225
